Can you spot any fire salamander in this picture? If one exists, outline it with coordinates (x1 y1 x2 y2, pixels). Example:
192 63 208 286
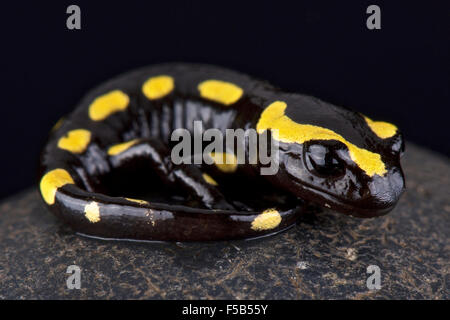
39 63 405 241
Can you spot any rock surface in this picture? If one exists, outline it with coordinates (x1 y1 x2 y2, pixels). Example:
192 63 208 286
0 143 448 299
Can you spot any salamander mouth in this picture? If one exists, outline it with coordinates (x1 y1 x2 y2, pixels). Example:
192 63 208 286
291 179 396 218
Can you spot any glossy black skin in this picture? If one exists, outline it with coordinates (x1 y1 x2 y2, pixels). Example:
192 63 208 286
39 63 405 241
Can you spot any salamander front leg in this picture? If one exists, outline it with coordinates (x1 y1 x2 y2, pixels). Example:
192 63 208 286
108 138 235 210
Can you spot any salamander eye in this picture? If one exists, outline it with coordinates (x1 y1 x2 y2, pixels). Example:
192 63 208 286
304 142 345 177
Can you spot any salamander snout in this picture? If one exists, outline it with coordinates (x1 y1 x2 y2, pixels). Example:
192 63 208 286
355 167 405 217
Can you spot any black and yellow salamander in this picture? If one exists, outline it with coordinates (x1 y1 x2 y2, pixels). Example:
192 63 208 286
39 63 405 241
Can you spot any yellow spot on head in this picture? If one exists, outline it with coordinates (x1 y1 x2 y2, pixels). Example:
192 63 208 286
198 80 243 105
40 169 75 205
107 139 140 156
256 101 387 177
251 209 282 231
84 201 100 223
89 90 130 121
202 173 218 186
125 198 149 205
364 116 397 139
209 152 238 173
142 75 174 100
57 129 91 154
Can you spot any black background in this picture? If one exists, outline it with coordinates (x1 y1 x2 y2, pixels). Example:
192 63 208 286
0 1 448 200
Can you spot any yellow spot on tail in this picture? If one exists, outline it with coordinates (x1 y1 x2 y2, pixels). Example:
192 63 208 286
256 101 387 177
84 201 100 223
57 129 91 154
209 152 238 173
40 169 75 205
107 139 140 156
142 75 174 100
89 90 130 121
251 209 282 231
126 198 149 205
364 116 397 139
198 80 243 105
202 173 218 186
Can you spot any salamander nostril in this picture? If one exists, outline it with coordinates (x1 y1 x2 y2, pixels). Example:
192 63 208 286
364 170 405 210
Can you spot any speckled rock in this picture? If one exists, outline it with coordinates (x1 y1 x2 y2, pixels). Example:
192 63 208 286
0 143 448 299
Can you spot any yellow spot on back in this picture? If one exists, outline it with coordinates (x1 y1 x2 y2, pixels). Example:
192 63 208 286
251 209 282 231
198 80 243 105
142 75 174 100
202 173 218 186
126 198 149 205
40 169 75 205
89 90 130 121
84 201 100 223
256 101 387 177
107 139 140 156
209 152 238 173
364 116 397 139
57 129 91 154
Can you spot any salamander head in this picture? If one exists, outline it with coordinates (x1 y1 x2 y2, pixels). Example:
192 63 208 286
257 98 405 218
